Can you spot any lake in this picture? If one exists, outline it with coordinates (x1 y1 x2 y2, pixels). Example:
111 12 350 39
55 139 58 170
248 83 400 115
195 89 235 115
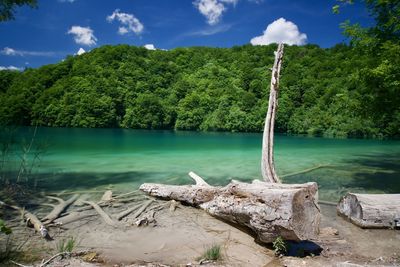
6 127 400 202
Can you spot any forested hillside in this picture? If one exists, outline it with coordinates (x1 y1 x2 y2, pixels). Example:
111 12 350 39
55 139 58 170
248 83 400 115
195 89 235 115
0 42 399 138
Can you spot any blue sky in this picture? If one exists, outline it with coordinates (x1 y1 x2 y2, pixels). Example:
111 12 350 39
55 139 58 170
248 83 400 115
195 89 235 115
0 0 372 70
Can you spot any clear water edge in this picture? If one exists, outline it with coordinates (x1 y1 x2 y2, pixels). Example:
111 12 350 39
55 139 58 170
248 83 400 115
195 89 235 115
5 127 400 202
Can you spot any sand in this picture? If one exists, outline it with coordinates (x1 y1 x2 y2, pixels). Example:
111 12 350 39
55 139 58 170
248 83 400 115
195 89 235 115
2 196 400 267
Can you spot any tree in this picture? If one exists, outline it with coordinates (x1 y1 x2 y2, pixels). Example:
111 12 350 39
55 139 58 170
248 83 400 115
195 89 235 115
334 0 400 45
0 43 398 137
0 0 37 21
333 0 400 138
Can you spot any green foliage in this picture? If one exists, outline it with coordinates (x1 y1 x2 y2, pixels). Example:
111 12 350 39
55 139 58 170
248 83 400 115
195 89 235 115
272 236 288 256
198 244 222 261
0 0 37 21
335 0 400 46
0 219 12 235
56 236 77 253
0 41 399 138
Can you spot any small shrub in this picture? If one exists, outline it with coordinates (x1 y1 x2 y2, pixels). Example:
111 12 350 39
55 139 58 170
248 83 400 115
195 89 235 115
0 219 12 235
56 237 77 253
198 244 222 261
272 236 288 256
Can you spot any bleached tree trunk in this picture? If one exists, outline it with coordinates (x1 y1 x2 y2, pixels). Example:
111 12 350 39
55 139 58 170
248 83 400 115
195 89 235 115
140 172 320 243
337 193 400 228
261 43 284 183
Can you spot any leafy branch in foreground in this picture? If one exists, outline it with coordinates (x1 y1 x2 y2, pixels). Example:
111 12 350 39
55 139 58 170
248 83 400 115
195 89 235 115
0 0 38 22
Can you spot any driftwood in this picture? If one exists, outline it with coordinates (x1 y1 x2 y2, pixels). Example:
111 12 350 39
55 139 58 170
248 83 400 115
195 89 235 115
42 194 79 224
83 201 116 227
101 190 113 202
261 43 284 183
281 164 332 178
0 201 50 239
114 190 142 199
140 172 320 243
116 203 142 221
337 193 400 228
132 199 154 219
54 211 98 226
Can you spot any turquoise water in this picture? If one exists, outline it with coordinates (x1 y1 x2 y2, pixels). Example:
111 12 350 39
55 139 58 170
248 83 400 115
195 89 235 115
7 127 400 201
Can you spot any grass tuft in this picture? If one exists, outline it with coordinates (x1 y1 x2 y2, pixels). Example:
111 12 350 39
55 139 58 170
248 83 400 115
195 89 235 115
198 244 222 261
56 236 77 253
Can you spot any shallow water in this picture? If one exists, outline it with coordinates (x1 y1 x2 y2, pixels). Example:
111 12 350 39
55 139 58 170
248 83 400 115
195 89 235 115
5 127 400 201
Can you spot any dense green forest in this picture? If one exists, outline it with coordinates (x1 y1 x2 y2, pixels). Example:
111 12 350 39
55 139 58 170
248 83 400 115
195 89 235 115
0 41 399 138
0 0 399 138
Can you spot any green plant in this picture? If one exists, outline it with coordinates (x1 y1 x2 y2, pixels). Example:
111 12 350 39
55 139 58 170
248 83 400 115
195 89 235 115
56 236 77 253
0 219 12 235
0 221 29 264
272 236 288 256
198 244 222 261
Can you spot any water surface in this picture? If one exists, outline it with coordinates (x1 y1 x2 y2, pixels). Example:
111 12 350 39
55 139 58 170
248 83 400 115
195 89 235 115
9 127 400 201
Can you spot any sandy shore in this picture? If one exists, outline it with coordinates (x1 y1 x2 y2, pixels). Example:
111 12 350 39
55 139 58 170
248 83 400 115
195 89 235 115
2 195 400 267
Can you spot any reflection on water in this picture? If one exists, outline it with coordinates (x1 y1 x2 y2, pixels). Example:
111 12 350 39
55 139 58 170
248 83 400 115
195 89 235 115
5 127 400 202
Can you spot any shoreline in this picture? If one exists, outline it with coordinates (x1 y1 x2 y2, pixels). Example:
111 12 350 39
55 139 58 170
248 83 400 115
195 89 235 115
1 190 399 267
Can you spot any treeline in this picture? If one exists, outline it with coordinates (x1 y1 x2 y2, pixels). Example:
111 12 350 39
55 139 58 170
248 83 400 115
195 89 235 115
0 42 399 138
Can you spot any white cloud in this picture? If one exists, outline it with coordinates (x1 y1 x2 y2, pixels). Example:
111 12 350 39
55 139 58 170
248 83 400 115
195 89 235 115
107 9 144 35
193 0 261 25
76 47 86 55
250 18 307 46
193 0 226 25
1 47 55 57
0 65 22 71
67 26 97 46
1 47 19 56
58 0 76 2
144 44 156 50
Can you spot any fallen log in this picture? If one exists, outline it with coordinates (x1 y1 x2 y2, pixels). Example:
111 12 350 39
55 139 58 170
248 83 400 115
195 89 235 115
42 194 79 224
83 201 116 227
140 172 320 243
132 199 154 219
337 193 400 228
281 164 332 178
0 201 50 239
53 211 98 226
116 203 142 221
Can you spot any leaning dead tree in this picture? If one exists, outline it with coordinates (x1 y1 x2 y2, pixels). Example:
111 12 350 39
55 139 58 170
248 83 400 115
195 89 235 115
261 43 284 183
140 172 320 242
337 193 400 228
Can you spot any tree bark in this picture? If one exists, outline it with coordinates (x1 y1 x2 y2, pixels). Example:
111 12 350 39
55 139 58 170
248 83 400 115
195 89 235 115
337 193 400 228
140 172 320 243
82 201 116 227
42 194 79 224
261 43 284 183
0 201 50 239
